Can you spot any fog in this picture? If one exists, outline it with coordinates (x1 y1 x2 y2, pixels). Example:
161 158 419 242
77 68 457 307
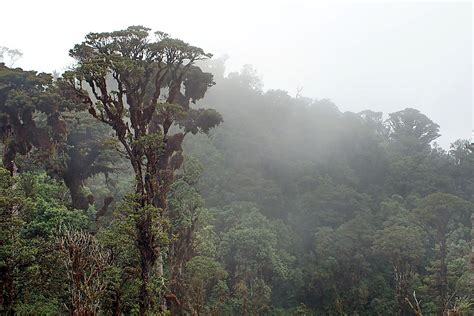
2 2 474 314
1 1 471 147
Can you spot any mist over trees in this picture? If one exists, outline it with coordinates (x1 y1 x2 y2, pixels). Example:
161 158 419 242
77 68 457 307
0 26 473 315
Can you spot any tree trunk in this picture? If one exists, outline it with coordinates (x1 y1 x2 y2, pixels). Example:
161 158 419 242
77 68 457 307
2 144 16 176
136 215 158 316
439 235 448 315
0 266 14 315
138 258 151 316
111 288 121 316
64 176 89 210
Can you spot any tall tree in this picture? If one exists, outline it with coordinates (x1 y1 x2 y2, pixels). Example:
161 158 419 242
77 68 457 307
51 111 117 210
0 47 22 67
373 224 425 315
415 193 472 314
0 63 115 210
0 63 66 175
65 26 222 314
0 168 30 314
386 108 440 155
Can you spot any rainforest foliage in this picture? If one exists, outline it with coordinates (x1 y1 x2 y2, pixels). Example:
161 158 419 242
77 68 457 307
0 27 473 315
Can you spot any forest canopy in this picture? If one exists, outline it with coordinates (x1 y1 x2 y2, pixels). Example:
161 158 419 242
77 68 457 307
0 26 473 315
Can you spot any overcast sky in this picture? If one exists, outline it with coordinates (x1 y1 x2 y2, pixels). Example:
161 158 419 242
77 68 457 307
1 0 472 147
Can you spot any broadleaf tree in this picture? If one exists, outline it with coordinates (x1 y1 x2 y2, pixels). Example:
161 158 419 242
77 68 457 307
64 26 222 314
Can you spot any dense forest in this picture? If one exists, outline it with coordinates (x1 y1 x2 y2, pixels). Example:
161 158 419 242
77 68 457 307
0 26 473 315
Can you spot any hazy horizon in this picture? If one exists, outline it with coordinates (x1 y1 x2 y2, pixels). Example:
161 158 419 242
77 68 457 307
1 0 472 147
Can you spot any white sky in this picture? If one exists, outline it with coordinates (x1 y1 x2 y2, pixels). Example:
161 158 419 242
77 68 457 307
1 0 472 147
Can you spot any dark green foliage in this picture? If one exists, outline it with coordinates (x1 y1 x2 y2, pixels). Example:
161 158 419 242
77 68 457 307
180 61 473 314
1 37 473 316
0 169 92 315
0 63 118 210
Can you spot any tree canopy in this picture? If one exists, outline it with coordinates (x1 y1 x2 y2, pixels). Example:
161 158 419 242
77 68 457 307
0 28 473 316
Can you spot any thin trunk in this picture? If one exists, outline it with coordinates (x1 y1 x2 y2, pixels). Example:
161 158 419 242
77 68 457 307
439 236 448 314
434 220 449 315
